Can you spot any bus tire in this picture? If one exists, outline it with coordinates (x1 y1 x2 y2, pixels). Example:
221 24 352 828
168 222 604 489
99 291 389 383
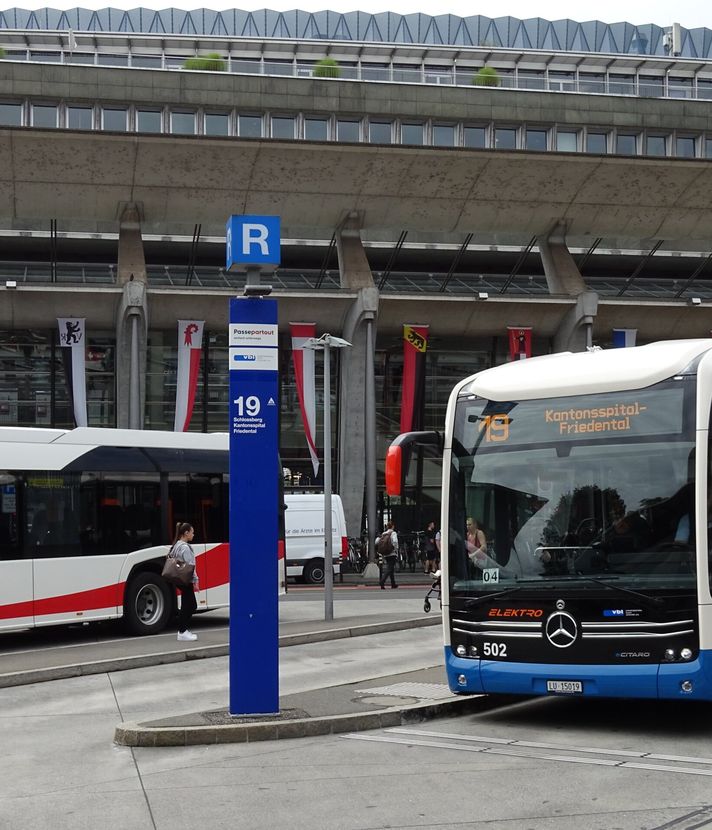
123 571 174 635
303 559 325 584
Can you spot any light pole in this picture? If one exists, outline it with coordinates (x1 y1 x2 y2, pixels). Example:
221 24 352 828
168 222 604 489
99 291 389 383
304 333 351 621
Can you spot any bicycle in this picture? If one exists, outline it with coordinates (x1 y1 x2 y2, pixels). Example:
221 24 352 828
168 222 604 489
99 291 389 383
347 536 368 573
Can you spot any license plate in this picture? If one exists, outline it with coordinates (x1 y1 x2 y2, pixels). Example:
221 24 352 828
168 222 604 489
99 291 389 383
546 680 583 694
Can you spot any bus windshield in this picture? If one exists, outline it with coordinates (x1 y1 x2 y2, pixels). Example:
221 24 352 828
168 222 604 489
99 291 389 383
449 377 697 596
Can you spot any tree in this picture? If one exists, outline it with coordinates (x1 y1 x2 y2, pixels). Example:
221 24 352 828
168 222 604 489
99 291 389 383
473 66 500 87
183 53 225 71
313 57 341 78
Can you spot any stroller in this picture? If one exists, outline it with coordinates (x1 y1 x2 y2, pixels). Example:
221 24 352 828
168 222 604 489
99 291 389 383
423 571 441 613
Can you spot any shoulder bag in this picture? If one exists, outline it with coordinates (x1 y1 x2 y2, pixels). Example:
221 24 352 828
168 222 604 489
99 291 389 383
161 547 195 589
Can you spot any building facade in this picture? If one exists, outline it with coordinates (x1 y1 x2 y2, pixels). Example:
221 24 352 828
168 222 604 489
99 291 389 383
1 8 712 533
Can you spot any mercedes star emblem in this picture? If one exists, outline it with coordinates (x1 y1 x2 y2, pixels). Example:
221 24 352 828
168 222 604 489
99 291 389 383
545 611 578 648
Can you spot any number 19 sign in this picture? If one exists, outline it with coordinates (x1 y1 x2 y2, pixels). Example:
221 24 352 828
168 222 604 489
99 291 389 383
228 297 279 716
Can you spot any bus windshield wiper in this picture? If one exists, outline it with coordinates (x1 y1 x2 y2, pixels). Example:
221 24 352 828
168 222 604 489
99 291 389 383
464 586 521 609
580 577 665 609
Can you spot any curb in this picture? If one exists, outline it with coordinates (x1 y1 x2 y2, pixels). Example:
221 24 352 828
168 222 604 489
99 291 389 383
114 693 506 748
0 615 440 689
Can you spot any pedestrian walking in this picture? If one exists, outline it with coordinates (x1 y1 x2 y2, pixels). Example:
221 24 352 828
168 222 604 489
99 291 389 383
171 522 200 641
376 521 399 589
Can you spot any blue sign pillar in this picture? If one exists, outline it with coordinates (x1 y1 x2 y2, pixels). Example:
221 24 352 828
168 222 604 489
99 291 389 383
227 213 280 716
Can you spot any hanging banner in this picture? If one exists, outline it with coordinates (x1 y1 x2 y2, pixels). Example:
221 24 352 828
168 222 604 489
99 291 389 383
57 318 87 427
612 329 637 348
400 324 429 433
290 322 319 477
508 326 532 361
174 320 204 432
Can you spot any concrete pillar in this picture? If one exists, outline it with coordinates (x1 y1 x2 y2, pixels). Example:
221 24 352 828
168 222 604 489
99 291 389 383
115 204 148 429
335 213 380 566
538 223 599 353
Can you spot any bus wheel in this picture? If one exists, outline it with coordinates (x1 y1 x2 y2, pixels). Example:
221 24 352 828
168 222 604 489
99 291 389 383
303 559 325 584
123 572 173 635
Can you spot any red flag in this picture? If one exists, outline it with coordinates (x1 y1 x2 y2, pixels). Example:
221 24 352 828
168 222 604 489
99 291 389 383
400 325 429 433
508 326 532 361
290 323 319 477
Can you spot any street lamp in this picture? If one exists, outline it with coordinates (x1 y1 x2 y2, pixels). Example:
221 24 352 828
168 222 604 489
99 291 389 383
303 333 352 621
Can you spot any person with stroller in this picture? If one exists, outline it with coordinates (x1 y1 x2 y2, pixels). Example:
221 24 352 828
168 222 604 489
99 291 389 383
377 520 399 589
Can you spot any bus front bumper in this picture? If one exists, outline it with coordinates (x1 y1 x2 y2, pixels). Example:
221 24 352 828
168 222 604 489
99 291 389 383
445 646 712 700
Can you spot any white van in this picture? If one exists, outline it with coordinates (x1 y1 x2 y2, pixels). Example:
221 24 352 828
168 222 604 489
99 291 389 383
284 493 348 583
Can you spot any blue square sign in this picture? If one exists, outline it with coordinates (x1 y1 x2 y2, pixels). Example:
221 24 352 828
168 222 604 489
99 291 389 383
226 215 281 270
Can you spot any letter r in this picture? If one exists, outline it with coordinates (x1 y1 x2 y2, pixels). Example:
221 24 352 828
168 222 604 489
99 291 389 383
242 223 269 256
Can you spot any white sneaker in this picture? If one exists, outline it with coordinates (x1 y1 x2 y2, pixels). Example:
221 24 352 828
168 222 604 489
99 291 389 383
177 631 197 641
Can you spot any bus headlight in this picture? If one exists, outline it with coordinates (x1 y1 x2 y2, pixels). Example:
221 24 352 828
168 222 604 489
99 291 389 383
680 648 693 661
469 645 479 657
457 674 467 686
456 645 467 657
664 649 676 661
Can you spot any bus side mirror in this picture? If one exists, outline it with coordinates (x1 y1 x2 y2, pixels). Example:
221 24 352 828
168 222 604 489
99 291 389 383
385 431 442 496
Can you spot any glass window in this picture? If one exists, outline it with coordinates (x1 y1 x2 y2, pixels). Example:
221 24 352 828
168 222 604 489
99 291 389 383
609 73 635 95
231 59 261 74
705 138 712 159
30 52 61 63
0 474 20 561
171 111 195 135
32 104 58 128
238 114 262 138
579 73 605 93
304 117 328 141
336 119 360 142
369 121 392 144
556 131 578 152
698 79 712 100
586 132 608 154
65 53 94 66
433 124 456 146
67 106 93 130
463 126 487 148
676 136 697 158
645 135 667 156
97 54 128 67
204 113 229 136
639 76 664 97
401 122 424 145
136 109 162 133
102 107 127 131
548 70 575 91
0 103 23 126
131 55 162 69
494 128 517 149
669 76 693 99
616 133 638 155
518 70 545 90
271 116 295 139
525 129 547 151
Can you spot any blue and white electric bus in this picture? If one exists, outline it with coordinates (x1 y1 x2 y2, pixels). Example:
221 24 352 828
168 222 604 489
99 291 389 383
387 340 712 700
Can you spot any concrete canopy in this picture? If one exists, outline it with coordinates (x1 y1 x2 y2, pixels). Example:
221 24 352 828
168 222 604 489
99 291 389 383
1 127 711 246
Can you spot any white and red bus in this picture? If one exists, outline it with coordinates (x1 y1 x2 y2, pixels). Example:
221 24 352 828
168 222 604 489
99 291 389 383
0 426 286 635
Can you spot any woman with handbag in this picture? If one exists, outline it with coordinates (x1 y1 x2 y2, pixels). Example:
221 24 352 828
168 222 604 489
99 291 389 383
171 522 199 642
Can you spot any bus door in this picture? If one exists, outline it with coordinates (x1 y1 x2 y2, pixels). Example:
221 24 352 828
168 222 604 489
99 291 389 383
0 476 33 631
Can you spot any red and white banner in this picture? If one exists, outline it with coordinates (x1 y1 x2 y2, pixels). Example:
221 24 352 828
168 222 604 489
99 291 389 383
57 317 88 427
508 326 532 360
174 320 204 432
290 322 319 477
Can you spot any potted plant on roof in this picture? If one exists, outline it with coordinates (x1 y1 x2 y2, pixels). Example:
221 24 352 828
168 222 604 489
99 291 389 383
313 57 341 78
473 65 500 87
183 53 226 71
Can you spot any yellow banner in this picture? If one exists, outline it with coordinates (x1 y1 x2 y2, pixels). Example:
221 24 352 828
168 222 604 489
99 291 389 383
404 325 428 353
